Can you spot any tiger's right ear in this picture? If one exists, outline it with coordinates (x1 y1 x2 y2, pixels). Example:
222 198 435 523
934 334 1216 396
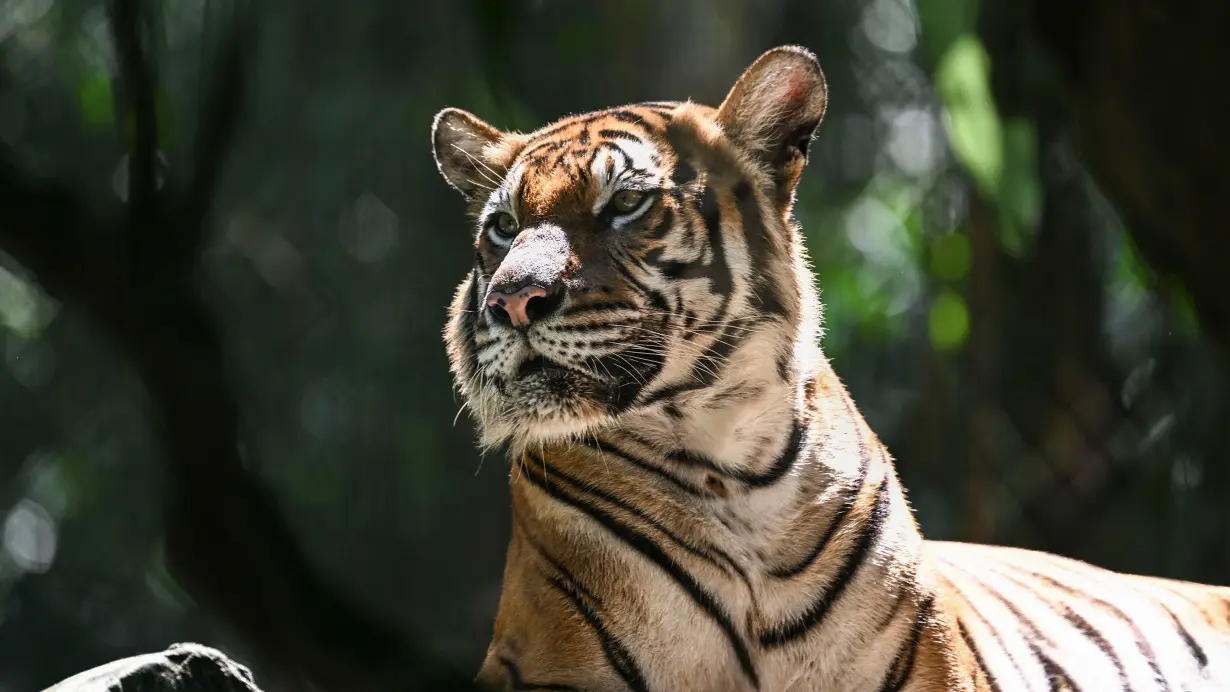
431 108 522 201
716 46 827 200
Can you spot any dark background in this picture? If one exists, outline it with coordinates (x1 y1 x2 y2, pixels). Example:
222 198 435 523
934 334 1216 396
2 0 1229 689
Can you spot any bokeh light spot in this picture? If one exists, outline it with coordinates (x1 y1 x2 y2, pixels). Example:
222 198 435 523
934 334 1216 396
3 499 57 574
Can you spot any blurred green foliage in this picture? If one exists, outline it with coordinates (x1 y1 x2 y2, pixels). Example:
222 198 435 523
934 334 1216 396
2 0 1228 688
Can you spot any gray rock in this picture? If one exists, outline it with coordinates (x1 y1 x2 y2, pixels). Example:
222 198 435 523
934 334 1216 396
42 643 263 692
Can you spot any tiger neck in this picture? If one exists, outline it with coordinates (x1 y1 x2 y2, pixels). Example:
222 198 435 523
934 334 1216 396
498 357 931 688
513 356 923 566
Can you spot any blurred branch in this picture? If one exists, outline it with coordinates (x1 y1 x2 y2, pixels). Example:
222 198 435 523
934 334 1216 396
962 194 1000 543
180 2 253 258
1 5 475 691
108 0 159 223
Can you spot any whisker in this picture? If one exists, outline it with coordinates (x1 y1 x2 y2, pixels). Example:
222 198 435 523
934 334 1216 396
450 143 503 190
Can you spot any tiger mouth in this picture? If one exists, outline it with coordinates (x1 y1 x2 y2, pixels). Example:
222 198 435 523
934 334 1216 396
502 353 648 418
509 355 606 398
516 355 577 380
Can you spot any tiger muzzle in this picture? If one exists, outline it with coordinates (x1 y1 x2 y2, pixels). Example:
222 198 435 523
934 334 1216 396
484 224 573 328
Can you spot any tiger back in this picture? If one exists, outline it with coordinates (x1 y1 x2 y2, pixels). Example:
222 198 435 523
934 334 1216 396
431 45 1230 691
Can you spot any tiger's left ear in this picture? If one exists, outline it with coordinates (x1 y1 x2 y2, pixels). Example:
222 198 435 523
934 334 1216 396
717 46 828 199
432 108 525 204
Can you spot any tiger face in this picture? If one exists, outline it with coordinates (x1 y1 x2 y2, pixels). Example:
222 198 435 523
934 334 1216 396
433 47 828 449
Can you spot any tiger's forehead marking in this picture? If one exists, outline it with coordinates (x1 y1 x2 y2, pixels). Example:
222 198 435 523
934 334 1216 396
492 106 679 219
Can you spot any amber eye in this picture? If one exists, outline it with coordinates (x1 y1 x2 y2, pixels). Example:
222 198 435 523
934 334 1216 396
491 212 519 239
610 189 646 214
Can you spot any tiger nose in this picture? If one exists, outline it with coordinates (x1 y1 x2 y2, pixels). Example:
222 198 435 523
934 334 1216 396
485 283 566 328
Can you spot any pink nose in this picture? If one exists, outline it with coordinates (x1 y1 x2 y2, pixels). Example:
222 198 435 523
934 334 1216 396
486 285 549 327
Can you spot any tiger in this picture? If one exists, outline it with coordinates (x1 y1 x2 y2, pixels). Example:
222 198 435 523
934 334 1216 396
430 45 1230 691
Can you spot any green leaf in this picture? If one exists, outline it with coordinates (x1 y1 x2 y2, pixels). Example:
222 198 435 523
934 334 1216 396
928 288 970 350
997 118 1041 256
1113 233 1152 294
77 73 113 127
930 232 971 282
935 34 1003 197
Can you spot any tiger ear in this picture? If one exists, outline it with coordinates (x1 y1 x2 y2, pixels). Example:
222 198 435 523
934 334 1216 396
717 46 828 194
432 108 518 201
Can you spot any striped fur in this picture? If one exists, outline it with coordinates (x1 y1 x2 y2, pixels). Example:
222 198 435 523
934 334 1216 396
431 46 1230 691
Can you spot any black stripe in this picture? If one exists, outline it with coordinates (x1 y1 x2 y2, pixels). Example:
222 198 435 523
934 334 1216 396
658 415 805 489
990 564 1130 688
759 477 892 647
521 456 758 688
688 321 743 386
1032 642 1078 692
648 257 690 279
523 535 648 691
872 588 911 632
523 115 614 152
1159 602 1208 669
767 472 862 577
958 618 1001 692
582 438 710 498
941 568 1034 686
561 301 639 317
703 382 764 408
671 159 697 187
595 347 667 414
1012 566 1169 689
526 118 590 143
598 128 644 143
521 125 584 152
463 270 481 377
544 576 650 692
523 455 739 576
636 319 750 407
609 253 669 313
770 411 871 578
643 188 730 296
651 206 675 240
500 658 582 691
608 110 650 128
734 182 767 270
879 596 935 692
519 106 663 155
591 143 633 180
735 182 785 317
776 351 792 381
672 293 688 322
520 522 606 606
551 322 620 334
958 566 1083 690
740 417 807 488
696 185 733 323
475 246 495 277
522 138 572 167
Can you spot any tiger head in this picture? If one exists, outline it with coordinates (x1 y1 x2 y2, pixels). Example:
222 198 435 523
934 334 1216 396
433 47 828 450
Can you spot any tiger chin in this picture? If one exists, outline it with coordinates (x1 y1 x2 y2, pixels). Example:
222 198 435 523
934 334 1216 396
433 46 1230 692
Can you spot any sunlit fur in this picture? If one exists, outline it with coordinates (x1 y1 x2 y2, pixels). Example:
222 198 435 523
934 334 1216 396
434 46 1230 692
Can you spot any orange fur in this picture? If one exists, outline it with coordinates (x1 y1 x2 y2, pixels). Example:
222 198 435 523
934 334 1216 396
433 47 1230 691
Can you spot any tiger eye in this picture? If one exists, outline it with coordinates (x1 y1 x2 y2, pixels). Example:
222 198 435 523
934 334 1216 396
611 189 646 214
493 212 519 238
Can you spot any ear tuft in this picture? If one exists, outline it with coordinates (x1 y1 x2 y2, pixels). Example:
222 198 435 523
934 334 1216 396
431 108 511 200
717 46 828 168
